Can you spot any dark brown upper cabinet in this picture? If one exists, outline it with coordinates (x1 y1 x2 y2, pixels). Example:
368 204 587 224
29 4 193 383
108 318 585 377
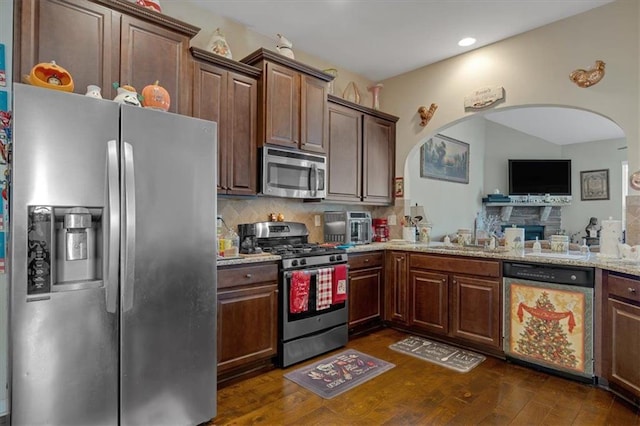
191 48 260 195
15 0 198 114
241 48 333 154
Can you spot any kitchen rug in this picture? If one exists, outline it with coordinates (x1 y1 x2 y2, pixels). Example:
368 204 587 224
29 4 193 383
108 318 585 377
389 336 485 373
284 349 395 399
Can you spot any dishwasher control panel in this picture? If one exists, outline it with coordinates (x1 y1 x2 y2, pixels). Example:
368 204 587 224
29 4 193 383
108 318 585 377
503 262 594 287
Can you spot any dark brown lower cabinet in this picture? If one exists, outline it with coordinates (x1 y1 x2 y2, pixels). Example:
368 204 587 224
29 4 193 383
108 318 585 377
401 253 502 355
348 252 384 334
603 272 640 405
384 251 409 325
410 270 448 335
451 274 501 348
217 263 278 386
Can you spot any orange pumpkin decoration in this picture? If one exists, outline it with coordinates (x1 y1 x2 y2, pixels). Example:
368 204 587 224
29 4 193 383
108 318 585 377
141 81 170 111
24 61 74 92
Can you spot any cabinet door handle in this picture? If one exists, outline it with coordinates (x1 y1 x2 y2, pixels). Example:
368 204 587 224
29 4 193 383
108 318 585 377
629 287 637 293
364 259 369 263
245 274 252 278
442 278 446 283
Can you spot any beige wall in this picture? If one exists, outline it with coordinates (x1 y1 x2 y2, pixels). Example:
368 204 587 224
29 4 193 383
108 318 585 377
163 0 640 242
381 0 639 189
161 2 375 107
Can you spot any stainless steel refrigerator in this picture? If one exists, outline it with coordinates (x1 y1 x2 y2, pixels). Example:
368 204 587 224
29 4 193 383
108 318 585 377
9 84 217 425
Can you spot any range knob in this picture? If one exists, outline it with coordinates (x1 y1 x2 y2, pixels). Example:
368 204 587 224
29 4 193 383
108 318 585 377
336 254 343 261
300 258 307 266
291 259 298 267
329 255 336 262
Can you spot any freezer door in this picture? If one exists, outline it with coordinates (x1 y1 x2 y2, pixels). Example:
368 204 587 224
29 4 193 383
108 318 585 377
119 105 217 425
9 84 120 425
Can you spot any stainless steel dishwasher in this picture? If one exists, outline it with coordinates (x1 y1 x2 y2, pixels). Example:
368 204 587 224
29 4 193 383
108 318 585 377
503 262 595 383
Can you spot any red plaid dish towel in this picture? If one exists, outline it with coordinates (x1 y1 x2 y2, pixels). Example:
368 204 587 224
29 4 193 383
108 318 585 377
290 271 310 313
316 268 333 310
332 264 347 303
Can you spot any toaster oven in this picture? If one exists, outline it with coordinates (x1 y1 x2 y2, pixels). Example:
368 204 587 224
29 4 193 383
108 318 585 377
324 211 372 245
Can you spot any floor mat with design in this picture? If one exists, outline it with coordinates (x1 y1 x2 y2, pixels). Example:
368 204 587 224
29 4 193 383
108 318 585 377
284 349 395 399
390 336 485 373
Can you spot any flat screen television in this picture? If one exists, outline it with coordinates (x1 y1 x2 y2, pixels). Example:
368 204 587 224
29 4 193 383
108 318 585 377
508 159 571 195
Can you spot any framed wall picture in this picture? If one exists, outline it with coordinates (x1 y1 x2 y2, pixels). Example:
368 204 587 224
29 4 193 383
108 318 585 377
580 169 609 201
394 177 404 197
420 134 469 184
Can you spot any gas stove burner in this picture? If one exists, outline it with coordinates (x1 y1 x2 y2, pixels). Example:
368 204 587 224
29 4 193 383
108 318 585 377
238 220 346 260
262 243 333 256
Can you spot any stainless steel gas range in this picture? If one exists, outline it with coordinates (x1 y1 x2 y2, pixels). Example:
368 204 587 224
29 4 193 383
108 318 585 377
238 222 348 367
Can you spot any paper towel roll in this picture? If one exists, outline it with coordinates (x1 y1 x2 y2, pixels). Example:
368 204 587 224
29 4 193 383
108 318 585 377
504 227 524 252
599 218 622 258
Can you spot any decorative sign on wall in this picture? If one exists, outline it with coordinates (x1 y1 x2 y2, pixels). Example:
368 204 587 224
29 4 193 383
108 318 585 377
464 86 504 109
394 177 404 197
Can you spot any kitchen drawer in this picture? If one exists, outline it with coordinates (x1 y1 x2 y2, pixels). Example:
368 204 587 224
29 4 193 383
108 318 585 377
218 263 278 289
349 251 384 269
409 253 500 278
608 273 640 304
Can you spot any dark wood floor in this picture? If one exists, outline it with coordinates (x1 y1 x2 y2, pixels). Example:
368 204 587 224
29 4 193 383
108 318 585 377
213 328 639 425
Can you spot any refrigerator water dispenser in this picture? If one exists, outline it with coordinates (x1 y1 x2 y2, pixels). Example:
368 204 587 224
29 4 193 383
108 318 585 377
28 206 104 294
56 207 99 283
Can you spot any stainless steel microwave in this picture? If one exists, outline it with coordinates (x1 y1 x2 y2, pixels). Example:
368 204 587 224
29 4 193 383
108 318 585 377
261 146 327 199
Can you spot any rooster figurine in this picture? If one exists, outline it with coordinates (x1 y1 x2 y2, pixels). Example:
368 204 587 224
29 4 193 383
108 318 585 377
569 60 605 88
418 103 438 127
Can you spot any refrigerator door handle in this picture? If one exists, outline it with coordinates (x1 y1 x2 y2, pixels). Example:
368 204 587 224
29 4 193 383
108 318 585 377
122 142 136 312
105 140 120 313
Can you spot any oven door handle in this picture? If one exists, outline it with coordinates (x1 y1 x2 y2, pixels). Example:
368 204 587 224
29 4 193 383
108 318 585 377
283 265 349 281
284 269 319 281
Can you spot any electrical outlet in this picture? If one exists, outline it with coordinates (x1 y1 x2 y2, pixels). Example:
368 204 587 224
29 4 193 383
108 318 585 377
314 215 321 227
388 214 397 226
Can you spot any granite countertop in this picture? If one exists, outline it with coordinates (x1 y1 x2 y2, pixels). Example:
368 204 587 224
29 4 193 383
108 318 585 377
217 254 280 267
216 242 640 276
346 241 640 276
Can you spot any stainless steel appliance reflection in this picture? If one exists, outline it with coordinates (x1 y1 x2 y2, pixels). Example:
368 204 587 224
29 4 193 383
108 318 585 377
10 84 218 425
241 221 348 367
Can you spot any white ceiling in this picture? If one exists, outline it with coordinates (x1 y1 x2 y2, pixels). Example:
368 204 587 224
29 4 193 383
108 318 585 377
192 0 623 144
196 0 615 82
484 107 625 145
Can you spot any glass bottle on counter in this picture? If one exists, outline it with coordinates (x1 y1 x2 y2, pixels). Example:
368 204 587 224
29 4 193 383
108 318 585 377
580 238 590 257
217 216 239 258
532 236 542 253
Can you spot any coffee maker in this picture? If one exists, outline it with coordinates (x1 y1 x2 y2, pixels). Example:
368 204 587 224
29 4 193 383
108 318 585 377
237 223 260 254
373 218 389 242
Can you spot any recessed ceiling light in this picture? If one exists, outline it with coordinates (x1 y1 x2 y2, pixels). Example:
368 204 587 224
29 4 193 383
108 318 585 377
458 37 476 47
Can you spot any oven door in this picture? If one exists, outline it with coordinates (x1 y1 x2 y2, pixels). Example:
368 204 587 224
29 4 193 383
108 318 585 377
281 266 347 342
262 147 327 199
503 277 594 381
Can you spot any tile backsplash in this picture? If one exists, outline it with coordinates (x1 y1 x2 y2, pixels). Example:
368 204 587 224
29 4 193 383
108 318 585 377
218 197 405 242
626 195 640 245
